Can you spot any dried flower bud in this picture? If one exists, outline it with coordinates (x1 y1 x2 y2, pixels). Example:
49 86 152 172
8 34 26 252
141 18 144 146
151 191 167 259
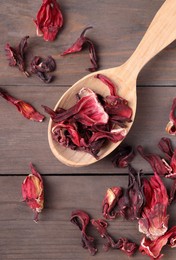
22 163 44 222
102 186 122 219
34 0 63 41
5 36 29 76
166 98 176 135
70 210 97 255
61 26 98 72
138 172 169 241
0 88 45 122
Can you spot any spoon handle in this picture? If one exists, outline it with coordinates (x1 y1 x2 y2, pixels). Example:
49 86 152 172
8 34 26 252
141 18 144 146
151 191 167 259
124 0 176 79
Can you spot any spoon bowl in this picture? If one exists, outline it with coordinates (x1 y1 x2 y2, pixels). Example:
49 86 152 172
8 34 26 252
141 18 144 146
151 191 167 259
48 0 176 167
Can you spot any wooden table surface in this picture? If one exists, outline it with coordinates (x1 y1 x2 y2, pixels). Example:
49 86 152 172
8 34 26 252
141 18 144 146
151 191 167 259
1 0 176 259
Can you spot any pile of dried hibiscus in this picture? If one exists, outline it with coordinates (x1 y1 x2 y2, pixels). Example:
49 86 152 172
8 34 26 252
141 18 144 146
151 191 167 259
43 73 132 158
70 137 176 259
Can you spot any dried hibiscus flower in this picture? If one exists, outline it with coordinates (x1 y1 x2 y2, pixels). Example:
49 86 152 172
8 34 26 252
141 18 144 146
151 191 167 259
34 0 63 41
22 163 44 222
140 226 176 259
61 26 98 72
5 36 29 76
112 145 135 168
31 56 56 83
166 98 176 135
70 210 97 255
0 88 45 122
91 219 138 256
43 74 132 158
102 186 122 219
138 172 169 241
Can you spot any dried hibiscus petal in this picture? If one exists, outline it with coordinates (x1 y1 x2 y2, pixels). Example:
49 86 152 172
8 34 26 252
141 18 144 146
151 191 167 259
102 186 122 219
61 26 98 72
31 56 56 83
138 172 169 241
140 226 176 259
5 36 29 76
70 210 97 255
0 88 45 122
112 145 135 168
34 0 63 41
166 98 176 135
22 163 44 222
91 219 138 256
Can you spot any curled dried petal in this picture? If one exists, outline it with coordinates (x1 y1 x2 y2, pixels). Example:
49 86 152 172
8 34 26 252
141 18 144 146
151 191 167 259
5 36 29 76
140 226 176 259
61 26 98 72
166 98 176 135
31 56 56 83
34 0 63 41
112 145 135 168
22 163 44 222
70 210 97 255
0 88 45 122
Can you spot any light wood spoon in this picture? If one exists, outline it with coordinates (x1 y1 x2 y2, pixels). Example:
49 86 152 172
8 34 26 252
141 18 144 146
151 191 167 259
48 0 176 167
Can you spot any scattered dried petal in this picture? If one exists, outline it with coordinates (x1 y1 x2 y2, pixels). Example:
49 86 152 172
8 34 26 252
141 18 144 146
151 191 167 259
34 0 63 41
22 163 44 222
140 226 176 259
31 56 56 83
138 172 169 241
102 186 122 219
112 145 135 168
0 88 45 122
166 98 176 135
5 36 29 76
70 210 97 255
91 219 138 256
61 26 98 72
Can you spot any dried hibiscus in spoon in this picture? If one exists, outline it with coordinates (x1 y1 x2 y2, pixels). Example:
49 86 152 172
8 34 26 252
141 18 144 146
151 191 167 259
61 26 98 72
0 88 45 122
22 163 44 222
5 36 29 76
43 73 132 158
166 98 176 135
31 56 56 83
70 210 97 255
34 0 63 41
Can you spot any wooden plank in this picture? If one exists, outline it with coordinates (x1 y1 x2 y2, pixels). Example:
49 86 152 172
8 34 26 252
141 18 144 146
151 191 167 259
2 0 176 86
0 85 175 175
0 175 175 259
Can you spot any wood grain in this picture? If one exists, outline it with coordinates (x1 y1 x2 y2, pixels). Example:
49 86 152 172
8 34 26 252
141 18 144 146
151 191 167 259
0 175 176 260
2 0 176 87
0 85 175 174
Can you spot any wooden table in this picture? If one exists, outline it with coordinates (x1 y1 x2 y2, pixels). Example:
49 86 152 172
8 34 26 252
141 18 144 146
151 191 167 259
1 0 176 259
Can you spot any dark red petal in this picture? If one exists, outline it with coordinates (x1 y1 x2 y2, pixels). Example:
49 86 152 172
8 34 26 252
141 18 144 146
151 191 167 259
112 145 135 168
166 98 176 135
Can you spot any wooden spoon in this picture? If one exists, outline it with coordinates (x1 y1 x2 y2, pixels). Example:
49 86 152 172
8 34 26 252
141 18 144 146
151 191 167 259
48 0 176 167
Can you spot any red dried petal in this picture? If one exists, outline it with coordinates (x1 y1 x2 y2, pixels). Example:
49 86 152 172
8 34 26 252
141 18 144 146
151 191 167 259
22 163 44 222
102 187 122 219
5 36 29 76
112 145 135 168
166 98 176 135
34 0 63 41
0 88 45 122
61 27 98 72
70 210 97 255
140 226 176 259
138 173 169 241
